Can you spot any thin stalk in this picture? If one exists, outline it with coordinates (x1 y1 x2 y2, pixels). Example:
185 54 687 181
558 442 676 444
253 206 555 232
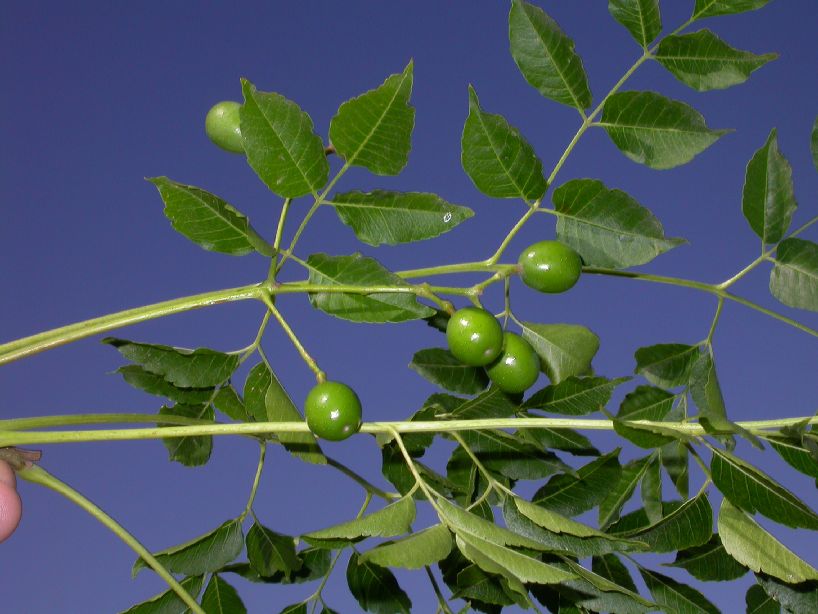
388 427 445 515
260 292 325 382
0 283 264 366
705 297 725 345
10 416 818 448
239 441 267 521
425 565 453 614
18 464 204 614
397 262 515 278
0 412 220 431
325 455 400 501
266 198 293 285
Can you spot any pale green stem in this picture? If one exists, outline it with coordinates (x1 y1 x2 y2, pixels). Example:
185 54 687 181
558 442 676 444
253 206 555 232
451 431 505 499
397 262 516 278
387 427 445 516
6 416 818 448
18 464 204 614
266 198 293 285
239 441 266 521
325 455 399 501
0 284 265 366
259 292 325 382
705 297 725 344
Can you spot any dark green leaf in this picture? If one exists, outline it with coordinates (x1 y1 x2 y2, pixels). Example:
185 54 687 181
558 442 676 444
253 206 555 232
119 575 204 614
692 0 772 20
409 348 489 394
519 322 600 384
770 238 818 312
520 426 600 456
502 496 647 557
246 522 301 578
200 574 247 614
598 91 728 169
331 190 472 246
656 30 776 92
220 547 330 585
718 499 818 583
149 177 270 257
133 520 243 577
243 362 271 422
457 429 571 481
509 0 592 110
767 435 818 479
559 558 655 610
743 129 797 244
532 567 652 614
662 437 690 498
690 353 759 445
667 534 748 581
116 365 215 405
461 85 547 200
641 456 663 523
278 605 307 614
609 493 712 552
524 375 628 415
158 404 213 467
359 524 452 569
634 343 700 389
212 386 250 422
240 80 328 198
346 552 412 613
608 0 661 48
329 62 414 176
306 253 434 323
711 446 818 529
599 455 652 528
104 338 239 388
440 549 517 609
265 366 325 464
639 567 719 613
614 386 677 448
745 583 781 614
553 178 685 268
532 450 622 516
446 386 519 420
593 554 639 593
756 575 818 613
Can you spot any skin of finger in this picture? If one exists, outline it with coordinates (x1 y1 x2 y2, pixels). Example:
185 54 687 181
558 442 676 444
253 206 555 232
0 461 17 489
0 482 22 543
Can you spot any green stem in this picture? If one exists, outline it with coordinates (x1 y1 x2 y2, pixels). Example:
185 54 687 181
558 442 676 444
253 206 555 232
325 455 400 501
6 415 818 447
260 292 325 382
239 441 266 521
397 262 515 278
267 198 293 285
0 413 220 431
705 297 724 344
18 464 204 614
0 284 265 367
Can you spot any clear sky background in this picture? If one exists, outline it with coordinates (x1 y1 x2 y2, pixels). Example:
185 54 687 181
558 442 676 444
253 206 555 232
2 1 817 612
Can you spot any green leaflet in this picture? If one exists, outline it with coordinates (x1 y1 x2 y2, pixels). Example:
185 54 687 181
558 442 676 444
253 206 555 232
656 30 776 92
461 85 547 200
331 190 472 246
240 80 328 198
117 365 215 405
718 499 818 584
409 347 489 395
634 343 700 389
608 0 661 48
667 534 748 581
200 575 247 614
533 450 622 516
756 575 818 613
119 575 204 614
104 338 239 389
742 129 797 245
552 178 685 269
770 238 818 312
245 522 301 579
306 253 434 323
519 322 600 384
745 584 781 614
358 524 452 569
692 0 772 20
264 367 325 465
303 495 415 545
524 376 629 416
149 176 271 257
639 567 720 614
508 0 592 110
329 61 414 176
710 446 818 529
158 403 214 467
346 553 412 613
132 520 244 577
598 91 729 169
599 455 653 528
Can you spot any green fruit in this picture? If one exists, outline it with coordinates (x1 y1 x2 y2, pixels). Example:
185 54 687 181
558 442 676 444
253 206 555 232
446 307 504 366
486 333 540 394
205 101 244 153
518 240 582 293
305 381 362 441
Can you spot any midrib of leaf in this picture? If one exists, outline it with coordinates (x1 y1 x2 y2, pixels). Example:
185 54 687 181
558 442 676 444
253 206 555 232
596 121 719 136
555 209 669 242
517 3 586 113
535 456 613 504
637 2 650 48
774 255 818 282
344 69 411 168
182 188 248 238
473 104 531 199
659 53 774 63
642 568 712 612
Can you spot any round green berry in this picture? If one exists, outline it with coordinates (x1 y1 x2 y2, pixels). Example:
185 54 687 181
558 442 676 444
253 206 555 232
446 307 504 367
486 333 540 394
518 240 582 294
304 381 362 441
205 101 243 153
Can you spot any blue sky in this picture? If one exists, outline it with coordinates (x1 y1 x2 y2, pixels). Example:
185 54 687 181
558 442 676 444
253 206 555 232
2 1 817 612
